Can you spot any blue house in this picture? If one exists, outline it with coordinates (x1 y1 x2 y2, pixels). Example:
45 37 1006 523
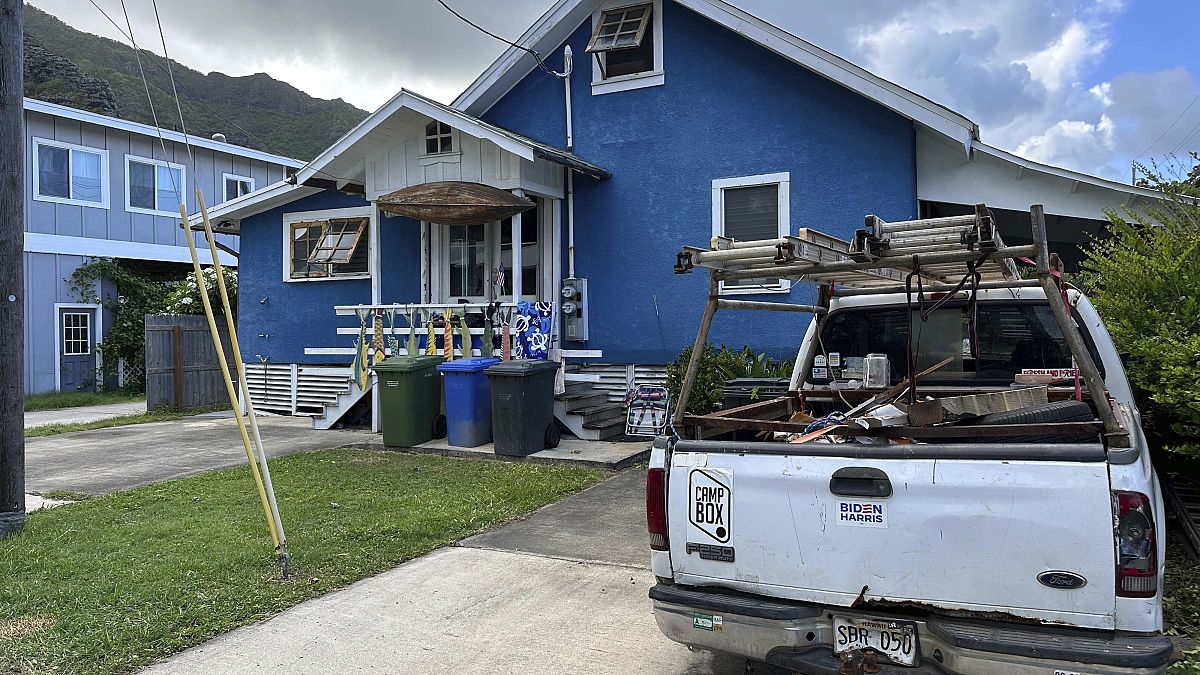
22 98 302 394
195 0 1157 438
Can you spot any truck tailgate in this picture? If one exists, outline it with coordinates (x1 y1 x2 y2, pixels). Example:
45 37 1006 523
667 447 1117 629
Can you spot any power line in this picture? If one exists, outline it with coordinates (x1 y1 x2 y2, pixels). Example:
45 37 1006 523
1134 90 1200 161
84 0 356 184
150 0 195 188
435 0 565 78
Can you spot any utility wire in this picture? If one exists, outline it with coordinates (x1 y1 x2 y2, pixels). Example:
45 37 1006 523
435 0 566 78
150 0 195 186
1134 91 1200 161
86 0 357 185
117 0 180 202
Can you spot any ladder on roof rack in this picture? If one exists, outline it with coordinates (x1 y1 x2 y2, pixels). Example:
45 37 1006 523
674 203 1024 291
668 203 1130 448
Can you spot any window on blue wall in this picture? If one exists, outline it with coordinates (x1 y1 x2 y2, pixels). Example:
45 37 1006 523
290 218 369 279
588 3 655 79
713 173 791 294
34 139 108 208
125 156 185 216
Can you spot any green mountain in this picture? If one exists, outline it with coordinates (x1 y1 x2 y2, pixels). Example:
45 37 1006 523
22 4 368 161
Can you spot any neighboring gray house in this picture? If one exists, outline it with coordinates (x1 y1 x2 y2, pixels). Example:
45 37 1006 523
21 98 303 394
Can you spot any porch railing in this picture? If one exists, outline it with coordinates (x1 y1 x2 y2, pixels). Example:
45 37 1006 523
330 302 521 358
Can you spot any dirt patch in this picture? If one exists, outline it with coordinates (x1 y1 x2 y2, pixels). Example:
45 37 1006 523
0 615 56 640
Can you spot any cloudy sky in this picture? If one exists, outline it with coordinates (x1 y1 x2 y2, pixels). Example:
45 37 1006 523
30 0 1200 182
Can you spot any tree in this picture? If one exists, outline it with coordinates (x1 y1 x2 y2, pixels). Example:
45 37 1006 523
1078 182 1200 454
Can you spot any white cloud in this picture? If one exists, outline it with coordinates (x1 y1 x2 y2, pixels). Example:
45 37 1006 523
1019 20 1105 92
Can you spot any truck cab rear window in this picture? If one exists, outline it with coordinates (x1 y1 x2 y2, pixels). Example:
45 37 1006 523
814 302 1100 386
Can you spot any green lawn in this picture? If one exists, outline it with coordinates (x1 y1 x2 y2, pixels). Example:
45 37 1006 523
0 449 606 674
25 407 213 438
23 391 144 412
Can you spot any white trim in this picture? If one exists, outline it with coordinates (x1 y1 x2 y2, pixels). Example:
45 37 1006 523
561 349 604 358
24 98 304 168
32 137 110 209
970 141 1162 201
369 205 382 304
221 173 256 202
282 206 373 283
295 90 536 189
24 232 237 266
451 0 978 152
185 181 320 229
304 347 357 356
711 171 791 295
590 0 665 96
124 154 187 216
53 302 102 392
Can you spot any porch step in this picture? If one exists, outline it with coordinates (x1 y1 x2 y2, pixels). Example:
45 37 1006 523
557 390 609 412
572 402 626 426
554 381 628 441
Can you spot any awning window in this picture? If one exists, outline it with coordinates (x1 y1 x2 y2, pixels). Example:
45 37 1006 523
307 217 368 265
586 3 652 53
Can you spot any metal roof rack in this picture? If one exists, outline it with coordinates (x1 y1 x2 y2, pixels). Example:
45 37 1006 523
674 203 1027 292
669 203 1130 448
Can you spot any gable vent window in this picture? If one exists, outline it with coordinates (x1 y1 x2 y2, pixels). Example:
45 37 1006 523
588 3 654 79
425 121 453 154
223 174 254 202
289 217 368 279
712 173 791 294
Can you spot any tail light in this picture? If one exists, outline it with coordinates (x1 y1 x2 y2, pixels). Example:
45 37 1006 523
1114 491 1157 598
647 467 669 551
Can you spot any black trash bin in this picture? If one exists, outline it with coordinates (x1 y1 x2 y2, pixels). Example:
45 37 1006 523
486 359 561 456
721 377 791 410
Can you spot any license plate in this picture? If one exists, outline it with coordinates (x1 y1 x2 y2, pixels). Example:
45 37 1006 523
832 615 919 667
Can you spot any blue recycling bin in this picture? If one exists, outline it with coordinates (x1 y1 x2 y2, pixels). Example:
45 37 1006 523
437 357 502 447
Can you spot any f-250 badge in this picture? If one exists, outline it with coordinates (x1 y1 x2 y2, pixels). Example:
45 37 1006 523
689 468 732 543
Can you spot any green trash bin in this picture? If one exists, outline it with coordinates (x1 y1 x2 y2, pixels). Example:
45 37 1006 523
373 355 445 447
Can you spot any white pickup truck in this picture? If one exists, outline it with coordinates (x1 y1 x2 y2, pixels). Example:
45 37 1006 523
651 207 1174 674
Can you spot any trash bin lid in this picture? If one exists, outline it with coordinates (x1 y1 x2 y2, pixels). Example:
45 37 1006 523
485 358 560 376
373 355 445 372
437 357 501 373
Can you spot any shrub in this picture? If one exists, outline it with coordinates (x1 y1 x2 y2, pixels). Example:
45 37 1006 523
665 344 793 416
1078 186 1200 454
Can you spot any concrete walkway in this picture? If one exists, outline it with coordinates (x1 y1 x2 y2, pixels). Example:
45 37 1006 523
26 413 376 495
142 470 754 674
24 400 147 429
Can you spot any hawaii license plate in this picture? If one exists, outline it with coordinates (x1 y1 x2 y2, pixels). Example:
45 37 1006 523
832 615 919 667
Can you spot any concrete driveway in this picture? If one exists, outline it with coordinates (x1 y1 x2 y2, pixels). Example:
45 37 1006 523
26 413 375 495
142 469 756 674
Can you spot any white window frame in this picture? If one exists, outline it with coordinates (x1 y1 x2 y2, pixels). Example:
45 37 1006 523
32 137 110 209
711 172 791 295
282 206 373 283
591 0 664 96
222 173 255 202
419 121 461 162
124 155 187 216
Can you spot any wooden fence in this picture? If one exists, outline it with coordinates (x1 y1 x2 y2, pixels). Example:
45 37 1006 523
145 314 237 411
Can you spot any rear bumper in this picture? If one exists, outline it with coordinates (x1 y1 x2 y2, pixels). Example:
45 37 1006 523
650 584 1173 675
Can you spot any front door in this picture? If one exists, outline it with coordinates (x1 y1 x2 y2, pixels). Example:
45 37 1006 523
60 309 96 392
440 198 544 303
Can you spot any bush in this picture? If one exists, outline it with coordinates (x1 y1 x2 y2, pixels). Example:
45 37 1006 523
1078 185 1200 454
665 344 793 416
163 267 237 316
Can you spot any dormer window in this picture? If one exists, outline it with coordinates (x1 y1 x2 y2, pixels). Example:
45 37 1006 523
425 121 453 154
589 0 663 95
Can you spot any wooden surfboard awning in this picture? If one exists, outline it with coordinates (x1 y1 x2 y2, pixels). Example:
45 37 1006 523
376 182 535 225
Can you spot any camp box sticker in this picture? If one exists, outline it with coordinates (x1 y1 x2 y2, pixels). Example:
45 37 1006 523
836 499 888 529
688 468 732 543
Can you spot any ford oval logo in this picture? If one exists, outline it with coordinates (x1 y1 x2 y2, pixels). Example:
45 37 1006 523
1038 571 1087 590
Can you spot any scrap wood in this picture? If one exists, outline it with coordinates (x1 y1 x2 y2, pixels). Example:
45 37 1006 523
902 386 1050 427
845 356 954 418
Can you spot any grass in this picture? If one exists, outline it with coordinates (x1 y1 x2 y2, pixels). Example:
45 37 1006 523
0 448 606 674
25 407 215 438
23 391 144 412
1167 537 1200 674
30 490 91 502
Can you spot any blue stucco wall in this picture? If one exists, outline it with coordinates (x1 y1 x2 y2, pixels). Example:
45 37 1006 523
483 2 917 363
237 191 421 365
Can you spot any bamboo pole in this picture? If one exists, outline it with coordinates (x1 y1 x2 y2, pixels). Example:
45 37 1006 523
177 202 282 553
195 190 288 568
